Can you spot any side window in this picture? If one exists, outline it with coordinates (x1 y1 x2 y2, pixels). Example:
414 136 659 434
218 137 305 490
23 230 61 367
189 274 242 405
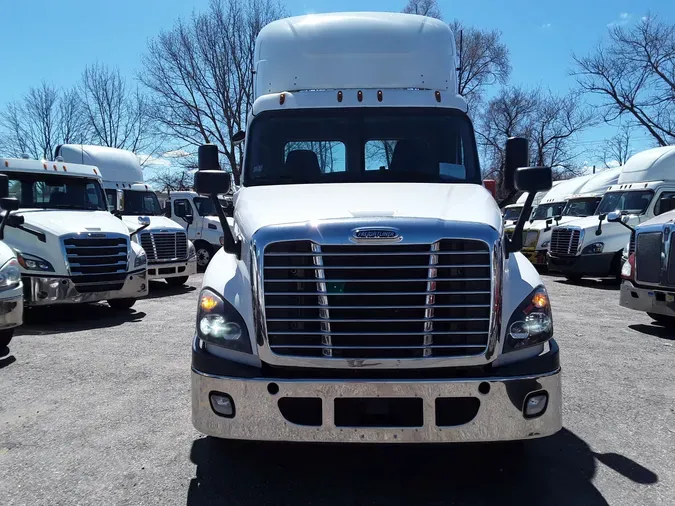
7 179 21 202
35 182 66 204
284 141 346 174
654 191 675 216
105 189 117 210
174 199 191 218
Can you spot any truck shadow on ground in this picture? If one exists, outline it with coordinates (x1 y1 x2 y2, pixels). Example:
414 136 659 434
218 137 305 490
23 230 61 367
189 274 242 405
628 323 675 341
186 428 657 506
16 304 146 335
552 277 620 291
0 347 17 369
144 281 197 300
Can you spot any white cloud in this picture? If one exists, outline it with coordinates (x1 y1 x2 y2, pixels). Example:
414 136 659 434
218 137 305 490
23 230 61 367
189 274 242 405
608 12 631 27
541 23 552 29
163 149 191 159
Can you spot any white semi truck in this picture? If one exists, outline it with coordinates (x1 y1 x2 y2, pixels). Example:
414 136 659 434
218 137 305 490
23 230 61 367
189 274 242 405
0 156 148 309
188 12 561 445
549 146 675 280
0 175 24 348
55 145 197 286
164 191 225 268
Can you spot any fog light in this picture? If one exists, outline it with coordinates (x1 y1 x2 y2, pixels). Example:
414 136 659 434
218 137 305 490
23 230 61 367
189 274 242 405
210 392 235 418
524 391 548 419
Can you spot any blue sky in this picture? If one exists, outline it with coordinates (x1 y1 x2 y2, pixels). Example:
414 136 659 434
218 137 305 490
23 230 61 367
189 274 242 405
1 0 673 170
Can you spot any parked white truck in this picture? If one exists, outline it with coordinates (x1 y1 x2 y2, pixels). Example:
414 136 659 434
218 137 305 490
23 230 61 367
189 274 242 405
164 191 225 268
0 156 148 309
189 12 561 445
549 146 675 280
0 175 23 348
55 145 197 286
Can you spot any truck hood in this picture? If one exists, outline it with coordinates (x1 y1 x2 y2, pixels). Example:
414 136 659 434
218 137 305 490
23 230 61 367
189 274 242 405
524 215 588 232
636 211 675 227
235 183 501 235
120 215 184 233
0 242 15 265
15 209 130 237
559 215 632 247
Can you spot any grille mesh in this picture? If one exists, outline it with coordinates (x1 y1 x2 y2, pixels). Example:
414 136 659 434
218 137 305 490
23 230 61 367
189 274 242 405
63 237 129 292
140 232 188 261
550 228 581 255
262 240 491 360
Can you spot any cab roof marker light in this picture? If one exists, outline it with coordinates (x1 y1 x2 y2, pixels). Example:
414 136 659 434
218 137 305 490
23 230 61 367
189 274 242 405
435 90 441 102
377 90 383 102
337 90 343 102
279 93 285 105
357 90 363 102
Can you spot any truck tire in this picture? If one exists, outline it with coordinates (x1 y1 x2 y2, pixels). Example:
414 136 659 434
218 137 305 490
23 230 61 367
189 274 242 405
108 298 137 310
166 276 190 287
0 329 13 348
647 313 675 328
195 241 213 269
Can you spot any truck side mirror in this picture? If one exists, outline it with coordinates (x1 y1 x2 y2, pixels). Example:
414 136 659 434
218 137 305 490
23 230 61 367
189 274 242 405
503 137 529 193
184 214 194 225
232 130 246 146
515 166 553 193
164 204 172 218
0 197 19 212
116 189 124 212
194 171 231 195
607 211 629 224
0 174 8 199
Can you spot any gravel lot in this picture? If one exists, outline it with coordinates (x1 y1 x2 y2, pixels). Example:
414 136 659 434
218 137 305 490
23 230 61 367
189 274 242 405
1 272 673 505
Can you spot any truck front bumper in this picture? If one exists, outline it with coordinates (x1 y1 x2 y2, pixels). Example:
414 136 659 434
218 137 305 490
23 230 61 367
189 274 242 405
547 252 615 276
147 257 197 280
0 283 23 330
620 281 675 317
24 270 148 306
192 339 562 444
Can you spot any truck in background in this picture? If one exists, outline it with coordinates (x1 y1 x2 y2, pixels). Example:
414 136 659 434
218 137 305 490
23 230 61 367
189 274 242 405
189 12 561 445
549 146 675 281
0 174 23 348
502 182 562 227
617 206 675 326
163 191 225 269
55 145 197 286
0 156 148 309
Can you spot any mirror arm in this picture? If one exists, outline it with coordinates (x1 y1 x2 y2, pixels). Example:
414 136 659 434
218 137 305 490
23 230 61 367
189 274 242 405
209 193 240 260
596 214 607 236
497 189 518 209
618 221 635 232
130 223 151 239
0 210 10 240
505 192 536 257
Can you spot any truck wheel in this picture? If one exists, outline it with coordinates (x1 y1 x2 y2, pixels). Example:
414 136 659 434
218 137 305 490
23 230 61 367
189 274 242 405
0 329 13 348
647 313 675 328
108 298 137 310
166 276 189 287
195 241 213 268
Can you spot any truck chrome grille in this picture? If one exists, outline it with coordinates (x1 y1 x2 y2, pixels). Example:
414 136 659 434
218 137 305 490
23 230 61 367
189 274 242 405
140 231 188 262
63 236 129 292
635 231 663 284
550 228 580 255
262 240 491 360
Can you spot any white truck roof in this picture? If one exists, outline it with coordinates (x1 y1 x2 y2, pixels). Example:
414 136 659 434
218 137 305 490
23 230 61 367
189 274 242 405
254 12 457 99
617 145 675 185
568 167 622 199
539 174 595 204
1 157 102 179
55 145 144 186
514 181 563 206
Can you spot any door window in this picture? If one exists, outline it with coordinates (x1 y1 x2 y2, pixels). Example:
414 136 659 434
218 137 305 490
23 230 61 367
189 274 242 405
654 191 675 216
173 199 192 218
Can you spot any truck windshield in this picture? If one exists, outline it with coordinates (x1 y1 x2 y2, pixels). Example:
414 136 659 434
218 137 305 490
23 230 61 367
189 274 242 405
3 172 107 211
562 197 601 217
596 190 653 215
503 207 522 221
530 203 565 221
123 190 162 216
244 108 480 186
193 197 218 216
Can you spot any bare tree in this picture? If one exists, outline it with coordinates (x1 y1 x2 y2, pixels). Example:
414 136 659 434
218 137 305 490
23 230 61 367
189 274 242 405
450 20 511 110
140 0 285 184
148 167 195 192
0 82 89 160
80 63 157 157
401 0 442 19
598 124 634 167
572 15 675 146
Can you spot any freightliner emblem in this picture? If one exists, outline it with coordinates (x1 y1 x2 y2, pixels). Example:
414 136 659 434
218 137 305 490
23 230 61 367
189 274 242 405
351 228 402 243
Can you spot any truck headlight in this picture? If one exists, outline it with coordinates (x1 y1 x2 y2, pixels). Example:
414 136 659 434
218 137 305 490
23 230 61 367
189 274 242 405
524 230 539 248
0 258 21 289
505 285 553 352
582 242 604 254
540 241 550 249
134 250 147 267
16 252 54 272
197 288 251 353
188 241 196 259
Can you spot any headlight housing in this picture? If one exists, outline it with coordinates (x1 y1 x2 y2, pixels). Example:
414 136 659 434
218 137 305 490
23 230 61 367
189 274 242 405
0 258 21 289
188 241 196 259
524 230 539 248
134 250 147 267
16 251 54 272
582 242 604 254
197 288 251 353
540 241 550 249
505 285 553 352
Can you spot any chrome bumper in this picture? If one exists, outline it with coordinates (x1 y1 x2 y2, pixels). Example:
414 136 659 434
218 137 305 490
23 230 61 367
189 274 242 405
192 359 562 444
0 283 23 329
620 281 675 317
25 270 148 306
147 257 197 280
